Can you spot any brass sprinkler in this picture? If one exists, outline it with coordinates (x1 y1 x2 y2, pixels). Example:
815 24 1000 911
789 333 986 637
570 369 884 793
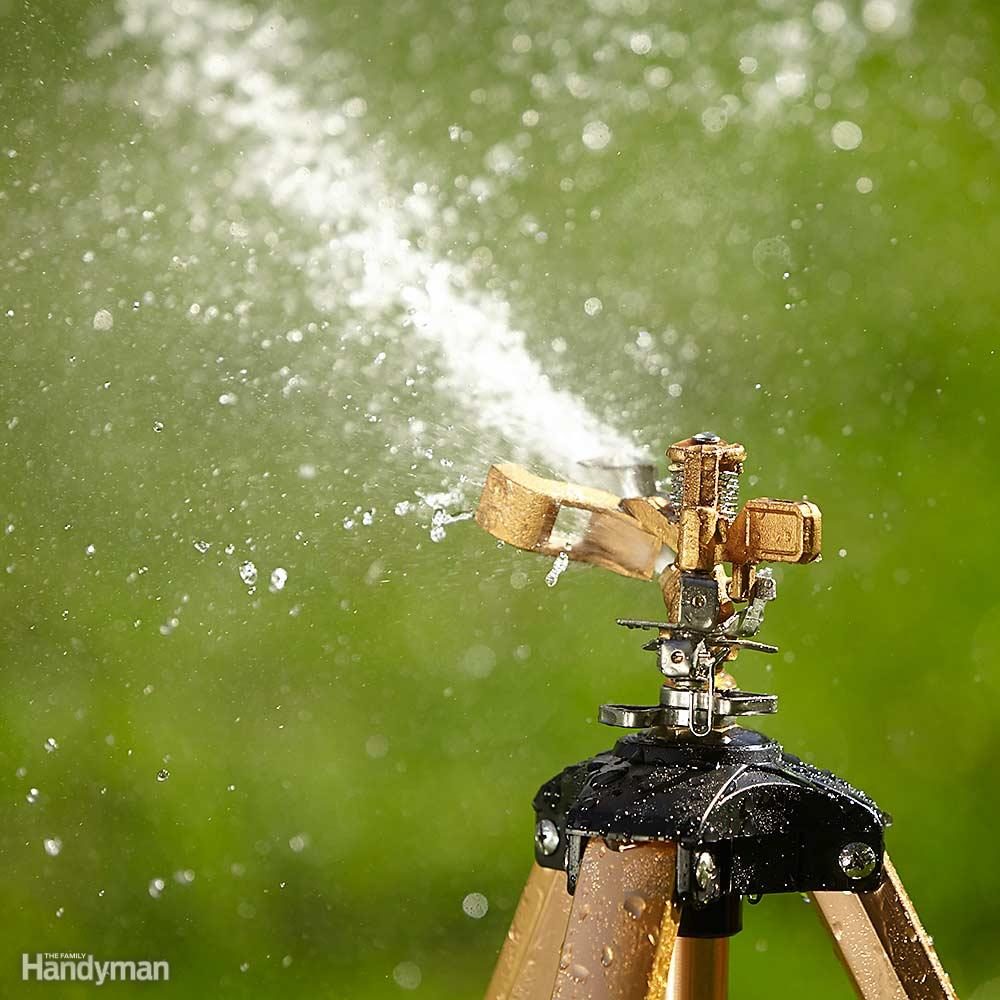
476 432 821 735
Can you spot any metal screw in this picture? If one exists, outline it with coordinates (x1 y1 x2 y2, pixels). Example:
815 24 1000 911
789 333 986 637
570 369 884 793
694 851 717 890
691 594 707 608
838 842 877 880
535 819 560 857
670 650 686 664
693 432 721 444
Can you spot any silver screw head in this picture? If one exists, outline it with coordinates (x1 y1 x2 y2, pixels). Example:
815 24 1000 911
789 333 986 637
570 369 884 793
535 819 560 856
838 842 878 880
693 432 721 444
694 850 717 890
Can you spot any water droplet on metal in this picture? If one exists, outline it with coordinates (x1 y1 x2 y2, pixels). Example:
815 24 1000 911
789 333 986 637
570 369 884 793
535 819 560 856
838 842 877 880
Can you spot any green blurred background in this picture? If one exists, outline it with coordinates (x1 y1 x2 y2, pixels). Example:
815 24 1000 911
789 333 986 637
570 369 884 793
2 0 999 996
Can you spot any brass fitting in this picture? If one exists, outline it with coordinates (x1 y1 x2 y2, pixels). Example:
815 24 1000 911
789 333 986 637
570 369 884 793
475 433 821 634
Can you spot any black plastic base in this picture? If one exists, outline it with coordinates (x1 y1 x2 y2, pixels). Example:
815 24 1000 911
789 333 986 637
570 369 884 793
678 895 742 939
532 726 890 926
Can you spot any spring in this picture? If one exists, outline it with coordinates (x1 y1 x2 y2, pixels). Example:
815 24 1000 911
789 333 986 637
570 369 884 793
666 463 684 518
719 469 741 520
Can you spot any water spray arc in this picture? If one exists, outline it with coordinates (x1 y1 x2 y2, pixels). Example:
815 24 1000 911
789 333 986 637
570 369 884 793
474 433 955 1000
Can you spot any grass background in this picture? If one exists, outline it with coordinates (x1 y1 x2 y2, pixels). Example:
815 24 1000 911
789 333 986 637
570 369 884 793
2 0 999 996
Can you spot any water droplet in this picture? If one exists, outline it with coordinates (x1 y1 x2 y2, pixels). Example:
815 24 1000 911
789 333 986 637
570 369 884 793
392 961 422 990
92 309 114 331
862 0 897 32
831 120 863 151
26 787 39 804
545 551 570 587
156 769 170 782
269 567 288 592
601 946 614 967
193 539 211 553
44 737 58 753
623 894 646 919
752 237 792 277
425 505 450 542
462 892 489 919
148 878 165 899
239 561 258 587
289 833 309 853
43 837 62 857
152 420 164 432
570 963 590 982
582 120 612 151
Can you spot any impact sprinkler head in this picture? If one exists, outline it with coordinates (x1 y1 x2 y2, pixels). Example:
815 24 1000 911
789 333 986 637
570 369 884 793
474 434 822 736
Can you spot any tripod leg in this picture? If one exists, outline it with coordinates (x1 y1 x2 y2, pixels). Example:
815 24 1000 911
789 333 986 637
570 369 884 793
485 863 573 1000
551 839 681 1000
665 938 729 1000
812 854 957 1000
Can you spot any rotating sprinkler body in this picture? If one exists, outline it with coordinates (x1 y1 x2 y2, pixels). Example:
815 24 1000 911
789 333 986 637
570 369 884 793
476 433 820 736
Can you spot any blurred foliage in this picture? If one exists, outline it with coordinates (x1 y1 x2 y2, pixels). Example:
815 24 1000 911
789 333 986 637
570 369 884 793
2 0 1000 997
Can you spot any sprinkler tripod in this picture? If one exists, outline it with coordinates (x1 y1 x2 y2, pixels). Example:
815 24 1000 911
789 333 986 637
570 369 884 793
474 434 955 1000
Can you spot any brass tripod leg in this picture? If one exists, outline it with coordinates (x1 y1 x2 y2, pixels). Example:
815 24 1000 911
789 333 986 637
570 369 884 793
665 937 729 1000
551 840 681 1000
485 863 574 1000
812 854 957 1000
